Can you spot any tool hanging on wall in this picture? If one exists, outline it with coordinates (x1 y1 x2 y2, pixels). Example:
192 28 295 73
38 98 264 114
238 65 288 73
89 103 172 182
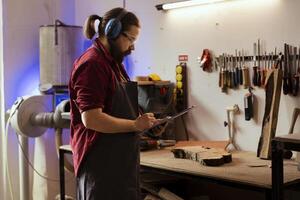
227 55 233 89
242 50 251 89
270 51 273 69
235 50 240 86
198 49 212 72
218 55 222 88
262 51 268 87
227 55 232 88
230 55 238 88
269 52 274 69
224 104 239 152
238 51 243 86
288 45 294 94
257 39 262 87
252 42 258 86
283 43 298 95
244 87 254 121
274 47 277 68
283 43 289 95
294 47 300 96
220 54 228 93
292 46 299 96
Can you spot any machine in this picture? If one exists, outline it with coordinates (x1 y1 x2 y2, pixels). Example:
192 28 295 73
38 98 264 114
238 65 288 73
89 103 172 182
6 20 83 200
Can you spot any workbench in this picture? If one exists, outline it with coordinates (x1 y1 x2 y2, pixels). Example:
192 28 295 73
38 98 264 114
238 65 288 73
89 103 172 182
272 133 300 200
140 142 300 200
59 141 300 200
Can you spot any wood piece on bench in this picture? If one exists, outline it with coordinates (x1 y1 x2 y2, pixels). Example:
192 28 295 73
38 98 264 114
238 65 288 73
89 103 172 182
171 146 232 166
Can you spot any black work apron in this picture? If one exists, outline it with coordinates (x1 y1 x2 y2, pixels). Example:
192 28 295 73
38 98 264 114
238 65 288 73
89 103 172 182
77 45 140 200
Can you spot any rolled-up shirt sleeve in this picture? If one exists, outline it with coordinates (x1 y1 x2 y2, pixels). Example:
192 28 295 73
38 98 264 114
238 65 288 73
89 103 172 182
73 61 109 113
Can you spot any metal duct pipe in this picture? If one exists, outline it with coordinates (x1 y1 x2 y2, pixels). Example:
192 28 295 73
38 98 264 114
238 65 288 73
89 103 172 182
30 100 70 129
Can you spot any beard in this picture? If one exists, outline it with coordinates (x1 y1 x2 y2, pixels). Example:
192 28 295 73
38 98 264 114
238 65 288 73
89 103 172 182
109 40 131 64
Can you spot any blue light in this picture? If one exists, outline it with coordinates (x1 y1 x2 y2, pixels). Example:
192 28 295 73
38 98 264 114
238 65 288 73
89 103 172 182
83 39 93 51
123 54 134 79
54 93 69 106
7 60 40 108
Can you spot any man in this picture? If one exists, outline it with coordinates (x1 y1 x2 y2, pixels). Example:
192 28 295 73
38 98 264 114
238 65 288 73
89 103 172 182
69 7 156 200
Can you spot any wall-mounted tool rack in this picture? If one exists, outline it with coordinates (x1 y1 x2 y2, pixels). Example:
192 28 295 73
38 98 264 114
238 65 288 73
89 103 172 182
214 41 299 97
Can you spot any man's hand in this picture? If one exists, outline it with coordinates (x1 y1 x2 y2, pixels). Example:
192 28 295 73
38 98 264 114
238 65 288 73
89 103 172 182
134 113 157 131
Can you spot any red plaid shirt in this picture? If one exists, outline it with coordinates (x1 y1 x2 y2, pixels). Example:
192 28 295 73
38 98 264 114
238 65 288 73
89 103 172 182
69 39 129 175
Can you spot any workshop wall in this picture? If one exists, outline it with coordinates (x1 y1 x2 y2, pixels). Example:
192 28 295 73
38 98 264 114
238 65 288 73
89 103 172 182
1 0 76 199
75 0 300 151
0 0 4 199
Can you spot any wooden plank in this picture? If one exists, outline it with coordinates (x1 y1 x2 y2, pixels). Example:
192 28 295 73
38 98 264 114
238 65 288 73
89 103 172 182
257 68 283 159
171 146 232 166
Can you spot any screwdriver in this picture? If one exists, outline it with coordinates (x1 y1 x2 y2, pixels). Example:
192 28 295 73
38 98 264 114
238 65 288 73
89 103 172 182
252 42 258 86
257 39 261 87
239 51 243 85
235 50 240 85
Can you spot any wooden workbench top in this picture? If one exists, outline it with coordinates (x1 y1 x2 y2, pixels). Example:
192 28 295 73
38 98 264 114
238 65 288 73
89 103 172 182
140 148 300 189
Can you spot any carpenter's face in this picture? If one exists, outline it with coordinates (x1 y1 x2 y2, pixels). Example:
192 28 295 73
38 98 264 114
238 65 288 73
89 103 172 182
110 25 139 63
119 25 139 55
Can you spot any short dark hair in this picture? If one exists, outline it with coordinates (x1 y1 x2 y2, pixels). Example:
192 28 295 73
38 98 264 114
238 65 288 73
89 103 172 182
83 7 140 39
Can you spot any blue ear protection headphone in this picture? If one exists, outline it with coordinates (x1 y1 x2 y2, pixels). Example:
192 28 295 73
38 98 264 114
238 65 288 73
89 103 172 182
105 9 128 40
